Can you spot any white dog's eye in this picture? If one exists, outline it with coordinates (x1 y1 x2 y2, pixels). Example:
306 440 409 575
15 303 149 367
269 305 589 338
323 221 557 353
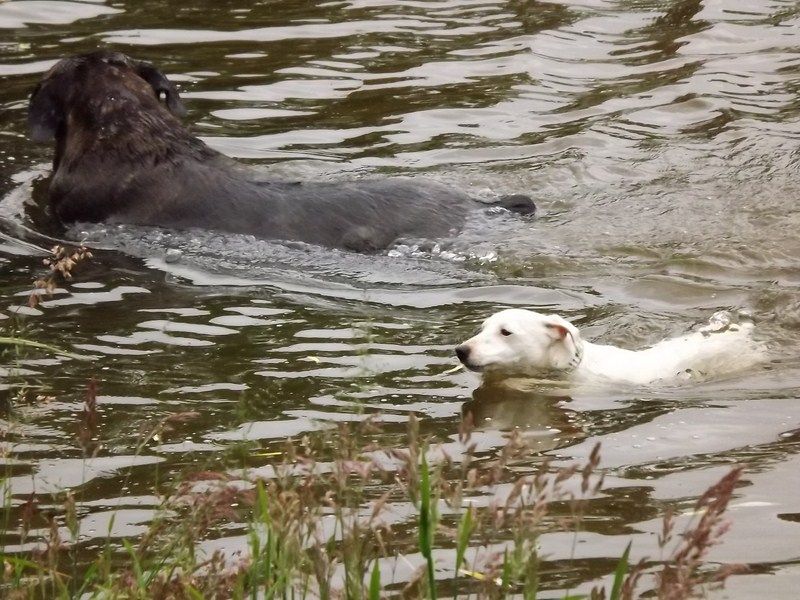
500 328 512 337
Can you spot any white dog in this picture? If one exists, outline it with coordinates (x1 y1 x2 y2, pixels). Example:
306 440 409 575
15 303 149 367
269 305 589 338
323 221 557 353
455 309 764 385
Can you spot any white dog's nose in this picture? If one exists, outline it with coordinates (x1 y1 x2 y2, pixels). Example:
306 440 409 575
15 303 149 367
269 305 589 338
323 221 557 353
455 344 470 363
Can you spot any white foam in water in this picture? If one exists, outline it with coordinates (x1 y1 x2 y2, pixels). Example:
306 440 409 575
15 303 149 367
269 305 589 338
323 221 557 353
387 241 498 263
69 208 524 289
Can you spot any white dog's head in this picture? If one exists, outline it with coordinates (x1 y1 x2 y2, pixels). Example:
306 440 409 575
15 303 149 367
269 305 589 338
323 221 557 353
455 309 583 378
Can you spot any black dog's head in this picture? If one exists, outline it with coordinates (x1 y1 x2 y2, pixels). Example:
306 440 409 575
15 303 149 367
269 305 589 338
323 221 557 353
28 50 187 144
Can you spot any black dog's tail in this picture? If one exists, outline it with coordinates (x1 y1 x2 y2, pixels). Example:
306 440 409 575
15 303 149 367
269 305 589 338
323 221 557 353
496 194 536 215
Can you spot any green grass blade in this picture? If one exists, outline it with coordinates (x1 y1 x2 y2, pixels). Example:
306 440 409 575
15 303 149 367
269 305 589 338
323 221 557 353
522 541 540 600
1 554 58 574
455 504 473 573
455 504 473 598
187 585 206 600
418 450 437 599
609 542 631 600
75 562 99 597
500 548 511 597
122 539 145 590
0 336 88 361
368 559 381 600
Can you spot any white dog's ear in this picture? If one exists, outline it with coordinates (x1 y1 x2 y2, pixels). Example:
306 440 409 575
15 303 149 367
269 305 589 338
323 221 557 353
543 315 577 341
543 315 581 370
545 322 569 340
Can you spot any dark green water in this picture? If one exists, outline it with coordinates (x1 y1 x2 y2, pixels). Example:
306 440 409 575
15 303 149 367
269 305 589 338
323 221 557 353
1 0 800 596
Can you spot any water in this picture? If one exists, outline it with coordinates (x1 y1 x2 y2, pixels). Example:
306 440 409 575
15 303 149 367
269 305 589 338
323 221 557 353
1 0 800 595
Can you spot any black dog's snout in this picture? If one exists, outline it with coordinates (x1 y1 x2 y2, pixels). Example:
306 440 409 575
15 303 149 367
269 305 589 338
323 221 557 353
455 344 470 363
496 194 536 216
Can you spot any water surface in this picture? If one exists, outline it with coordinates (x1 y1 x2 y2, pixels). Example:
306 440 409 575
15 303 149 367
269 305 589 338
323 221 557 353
1 0 800 595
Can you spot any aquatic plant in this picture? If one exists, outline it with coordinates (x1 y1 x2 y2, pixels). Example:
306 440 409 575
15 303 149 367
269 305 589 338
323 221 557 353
1 244 93 371
28 244 93 308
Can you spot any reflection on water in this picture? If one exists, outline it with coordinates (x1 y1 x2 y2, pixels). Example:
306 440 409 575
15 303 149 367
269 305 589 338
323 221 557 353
1 0 800 595
463 381 582 447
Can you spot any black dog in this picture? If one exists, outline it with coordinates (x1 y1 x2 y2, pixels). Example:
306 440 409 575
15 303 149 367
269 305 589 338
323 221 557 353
28 51 535 252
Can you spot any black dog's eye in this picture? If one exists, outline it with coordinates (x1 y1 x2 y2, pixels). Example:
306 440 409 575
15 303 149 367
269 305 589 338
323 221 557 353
500 328 512 337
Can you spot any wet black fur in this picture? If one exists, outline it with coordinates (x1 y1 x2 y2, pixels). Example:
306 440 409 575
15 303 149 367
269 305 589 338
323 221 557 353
29 51 535 251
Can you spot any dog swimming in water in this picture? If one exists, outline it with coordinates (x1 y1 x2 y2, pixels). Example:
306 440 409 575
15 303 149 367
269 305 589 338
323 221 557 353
27 50 536 252
455 309 764 385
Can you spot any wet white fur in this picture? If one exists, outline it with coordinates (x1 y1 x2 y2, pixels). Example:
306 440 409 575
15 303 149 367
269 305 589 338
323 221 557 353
456 309 764 385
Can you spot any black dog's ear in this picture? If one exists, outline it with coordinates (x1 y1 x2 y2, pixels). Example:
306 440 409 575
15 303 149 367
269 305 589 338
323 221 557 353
136 62 187 117
28 82 63 143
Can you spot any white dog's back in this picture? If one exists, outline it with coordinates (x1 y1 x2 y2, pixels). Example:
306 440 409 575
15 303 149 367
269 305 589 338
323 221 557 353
579 322 763 385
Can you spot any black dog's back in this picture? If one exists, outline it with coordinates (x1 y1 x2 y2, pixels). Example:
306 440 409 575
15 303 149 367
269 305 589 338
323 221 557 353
28 51 535 251
113 155 476 251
